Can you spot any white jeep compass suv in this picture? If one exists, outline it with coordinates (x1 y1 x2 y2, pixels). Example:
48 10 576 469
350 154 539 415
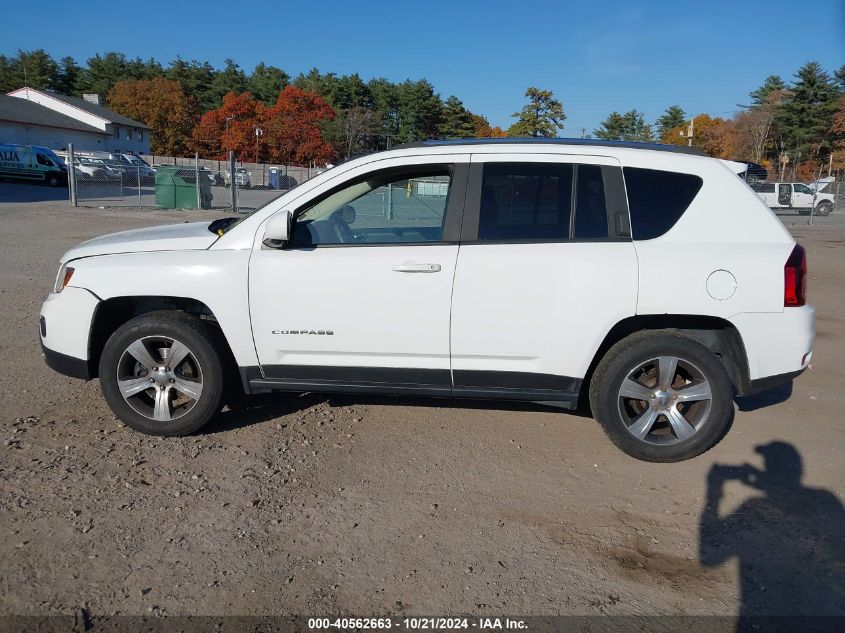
40 139 815 462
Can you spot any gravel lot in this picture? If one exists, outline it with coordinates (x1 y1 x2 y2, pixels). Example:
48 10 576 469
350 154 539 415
1 183 842 620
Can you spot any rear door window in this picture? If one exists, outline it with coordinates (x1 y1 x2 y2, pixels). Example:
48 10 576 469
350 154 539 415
623 167 703 240
573 164 608 239
476 162 628 241
478 163 573 241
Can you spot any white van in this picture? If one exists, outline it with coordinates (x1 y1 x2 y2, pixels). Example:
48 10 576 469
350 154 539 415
0 143 68 187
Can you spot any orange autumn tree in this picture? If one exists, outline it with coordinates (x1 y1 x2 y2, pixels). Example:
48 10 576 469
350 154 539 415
191 86 335 164
830 95 845 172
471 113 508 138
263 85 336 166
191 91 266 160
107 78 198 155
661 114 736 159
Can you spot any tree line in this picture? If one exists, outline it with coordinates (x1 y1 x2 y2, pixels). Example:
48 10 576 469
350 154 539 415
592 62 845 180
0 50 513 161
1 50 842 178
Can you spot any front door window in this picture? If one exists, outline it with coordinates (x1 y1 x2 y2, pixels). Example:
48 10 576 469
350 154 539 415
292 167 452 246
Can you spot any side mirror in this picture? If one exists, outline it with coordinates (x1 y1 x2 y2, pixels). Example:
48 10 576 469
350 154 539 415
263 210 292 248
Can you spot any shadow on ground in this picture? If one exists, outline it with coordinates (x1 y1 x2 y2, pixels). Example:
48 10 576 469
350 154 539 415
700 441 844 628
0 181 69 203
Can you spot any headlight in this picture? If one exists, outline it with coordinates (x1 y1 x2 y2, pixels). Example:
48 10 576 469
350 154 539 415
54 264 75 293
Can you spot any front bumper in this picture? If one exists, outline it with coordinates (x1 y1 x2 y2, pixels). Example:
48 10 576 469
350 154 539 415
39 286 99 380
41 341 91 379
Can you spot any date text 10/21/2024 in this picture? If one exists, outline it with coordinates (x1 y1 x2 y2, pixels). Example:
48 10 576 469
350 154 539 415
307 617 528 630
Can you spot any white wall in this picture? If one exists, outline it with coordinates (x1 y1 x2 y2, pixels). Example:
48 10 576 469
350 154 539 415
8 88 109 131
104 124 151 155
0 121 108 151
8 88 151 155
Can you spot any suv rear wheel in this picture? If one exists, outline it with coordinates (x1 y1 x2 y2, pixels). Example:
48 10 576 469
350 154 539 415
590 332 733 462
99 311 224 436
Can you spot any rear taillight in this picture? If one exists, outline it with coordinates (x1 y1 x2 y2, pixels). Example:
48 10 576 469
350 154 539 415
784 244 806 307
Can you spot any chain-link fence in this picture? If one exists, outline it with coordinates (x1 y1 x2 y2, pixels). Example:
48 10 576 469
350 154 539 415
65 145 326 213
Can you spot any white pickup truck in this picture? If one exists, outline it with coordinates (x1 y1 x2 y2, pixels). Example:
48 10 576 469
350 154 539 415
754 181 834 216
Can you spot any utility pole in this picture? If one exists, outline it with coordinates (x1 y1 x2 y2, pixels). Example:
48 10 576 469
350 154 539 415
687 118 694 147
229 151 237 213
254 126 263 164
195 151 201 210
224 116 235 152
67 143 77 207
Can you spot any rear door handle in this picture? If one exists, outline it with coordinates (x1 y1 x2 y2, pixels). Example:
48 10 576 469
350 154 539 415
392 263 442 273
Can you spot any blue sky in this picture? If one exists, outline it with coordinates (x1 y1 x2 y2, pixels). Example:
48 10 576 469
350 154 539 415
2 0 843 133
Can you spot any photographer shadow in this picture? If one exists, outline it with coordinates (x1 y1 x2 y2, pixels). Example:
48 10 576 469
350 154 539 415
699 442 845 627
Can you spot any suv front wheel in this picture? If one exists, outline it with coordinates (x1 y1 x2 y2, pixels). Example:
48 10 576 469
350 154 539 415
590 332 733 462
99 311 225 436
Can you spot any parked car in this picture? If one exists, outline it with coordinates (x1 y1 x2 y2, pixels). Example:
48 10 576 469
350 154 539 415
81 157 122 180
733 160 767 184
71 157 107 179
75 151 155 184
225 167 251 189
753 181 834 216
0 143 67 186
39 139 814 462
119 153 156 184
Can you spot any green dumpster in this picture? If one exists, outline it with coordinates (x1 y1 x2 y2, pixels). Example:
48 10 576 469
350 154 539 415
154 165 212 209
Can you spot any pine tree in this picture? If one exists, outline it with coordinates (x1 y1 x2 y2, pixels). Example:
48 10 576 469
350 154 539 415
438 96 475 138
779 62 839 155
54 56 82 95
507 87 565 137
594 109 652 141
207 59 248 108
656 105 687 138
248 63 290 104
749 75 786 107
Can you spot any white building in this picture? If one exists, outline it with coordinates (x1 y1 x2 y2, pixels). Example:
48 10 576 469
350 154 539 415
0 94 108 151
6 87 151 154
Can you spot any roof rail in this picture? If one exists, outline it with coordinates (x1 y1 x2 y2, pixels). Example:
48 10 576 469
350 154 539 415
392 137 708 157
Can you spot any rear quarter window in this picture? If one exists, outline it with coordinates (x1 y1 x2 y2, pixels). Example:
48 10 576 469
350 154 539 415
623 167 703 240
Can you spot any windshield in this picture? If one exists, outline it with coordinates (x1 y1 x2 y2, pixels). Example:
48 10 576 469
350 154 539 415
212 190 295 235
214 163 336 235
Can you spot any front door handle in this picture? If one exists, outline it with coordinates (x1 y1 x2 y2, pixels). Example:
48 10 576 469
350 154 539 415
392 263 442 273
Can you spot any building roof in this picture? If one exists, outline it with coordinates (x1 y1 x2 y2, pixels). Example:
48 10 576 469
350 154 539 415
399 137 708 157
0 94 107 135
43 91 151 129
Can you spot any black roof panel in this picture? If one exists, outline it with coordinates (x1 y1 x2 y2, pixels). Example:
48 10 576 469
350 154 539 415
396 137 707 157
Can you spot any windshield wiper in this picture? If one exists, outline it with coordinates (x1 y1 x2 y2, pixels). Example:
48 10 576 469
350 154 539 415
208 217 240 235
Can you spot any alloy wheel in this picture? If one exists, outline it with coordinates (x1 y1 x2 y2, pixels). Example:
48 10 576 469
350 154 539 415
617 356 713 444
116 336 204 422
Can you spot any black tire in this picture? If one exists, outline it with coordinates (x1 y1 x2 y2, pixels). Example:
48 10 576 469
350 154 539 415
46 174 61 187
816 201 833 217
99 311 225 436
590 331 733 462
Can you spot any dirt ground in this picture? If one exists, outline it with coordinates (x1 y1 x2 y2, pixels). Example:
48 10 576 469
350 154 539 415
1 185 843 620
